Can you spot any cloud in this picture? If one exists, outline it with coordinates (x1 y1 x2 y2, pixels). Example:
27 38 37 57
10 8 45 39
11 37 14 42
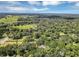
75 2 79 6
33 7 48 11
0 1 79 14
0 6 8 10
0 6 31 13
67 1 78 3
7 6 48 11
6 7 29 11
2 1 22 7
70 2 79 10
28 1 41 5
42 1 62 6
7 1 20 5
0 5 48 13
28 1 62 6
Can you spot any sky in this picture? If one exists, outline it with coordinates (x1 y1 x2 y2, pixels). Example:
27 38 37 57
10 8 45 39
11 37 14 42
0 1 79 14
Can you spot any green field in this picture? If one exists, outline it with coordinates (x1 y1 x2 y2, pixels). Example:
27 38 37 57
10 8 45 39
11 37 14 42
0 16 19 23
12 24 37 30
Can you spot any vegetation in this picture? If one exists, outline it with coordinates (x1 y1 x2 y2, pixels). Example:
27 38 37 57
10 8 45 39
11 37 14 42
12 24 37 30
0 14 79 57
0 15 19 23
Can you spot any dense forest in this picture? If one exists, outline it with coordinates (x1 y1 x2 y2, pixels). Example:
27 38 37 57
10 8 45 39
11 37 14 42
0 14 79 57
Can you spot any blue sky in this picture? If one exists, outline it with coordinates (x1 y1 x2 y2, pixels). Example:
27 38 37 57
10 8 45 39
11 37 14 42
0 1 79 14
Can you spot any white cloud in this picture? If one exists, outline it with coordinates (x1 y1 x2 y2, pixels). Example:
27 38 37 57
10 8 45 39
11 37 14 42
28 1 62 6
7 1 20 4
33 7 48 11
71 2 79 10
67 1 78 3
0 1 50 13
0 6 30 12
75 2 79 6
0 6 48 12
42 1 61 6
6 7 29 11
28 1 41 5
5 1 22 6
7 6 48 11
